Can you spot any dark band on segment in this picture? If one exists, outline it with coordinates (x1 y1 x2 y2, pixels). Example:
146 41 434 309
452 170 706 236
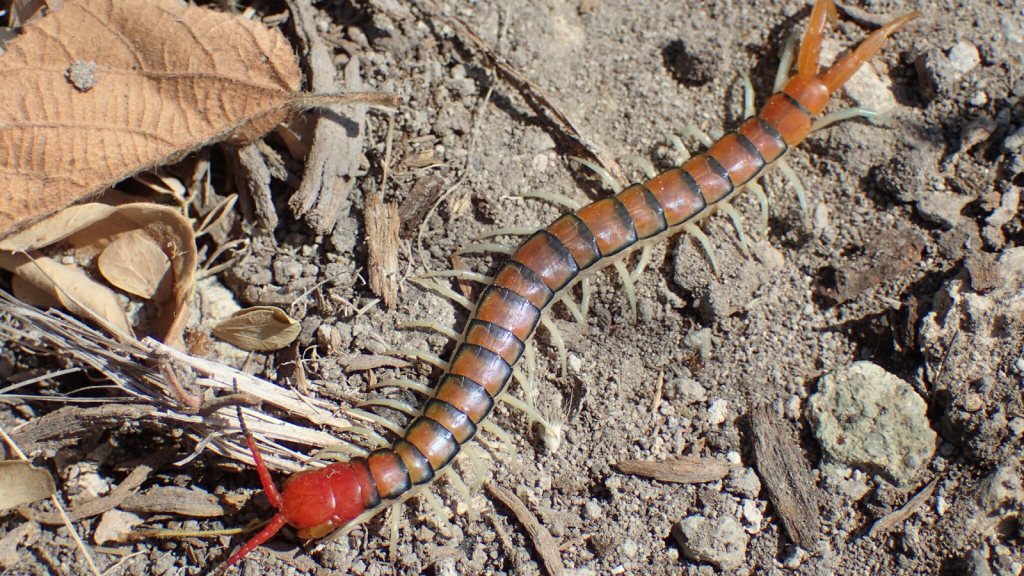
474 286 540 342
706 132 766 187
448 343 512 397
393 438 434 485
405 417 459 472
492 260 553 310
511 230 580 292
351 457 381 509
782 92 813 118
433 374 494 424
422 398 476 444
574 197 637 256
546 213 601 269
682 155 734 204
462 320 525 366
367 449 410 500
616 184 668 239
738 116 788 164
644 168 707 227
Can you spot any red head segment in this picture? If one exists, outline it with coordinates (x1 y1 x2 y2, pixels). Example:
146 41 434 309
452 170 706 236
766 0 921 145
219 437 376 571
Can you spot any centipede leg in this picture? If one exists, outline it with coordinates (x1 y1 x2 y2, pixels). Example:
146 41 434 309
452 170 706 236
773 30 801 93
684 222 720 276
813 106 894 132
422 490 454 536
237 406 283 509
613 259 638 323
623 153 658 179
387 501 403 562
716 200 751 255
739 71 756 119
629 244 654 284
569 156 626 192
443 466 476 520
680 125 715 149
399 319 461 342
539 315 568 377
746 180 770 236
666 134 692 162
775 159 811 228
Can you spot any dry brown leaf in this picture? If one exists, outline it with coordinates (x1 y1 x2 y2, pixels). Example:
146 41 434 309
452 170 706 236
0 0 302 237
614 456 734 484
0 460 56 511
212 306 301 352
0 203 196 347
98 230 170 300
0 252 133 337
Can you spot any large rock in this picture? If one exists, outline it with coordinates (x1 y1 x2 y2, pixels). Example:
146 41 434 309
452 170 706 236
806 362 937 485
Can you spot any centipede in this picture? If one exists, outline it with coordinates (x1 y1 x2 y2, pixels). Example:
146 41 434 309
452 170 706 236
220 0 920 570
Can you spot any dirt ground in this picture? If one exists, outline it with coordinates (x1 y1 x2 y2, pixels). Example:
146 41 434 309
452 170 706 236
2 0 1023 574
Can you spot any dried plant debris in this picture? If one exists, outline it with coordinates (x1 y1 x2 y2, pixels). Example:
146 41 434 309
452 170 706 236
0 0 303 237
615 456 734 484
824 227 927 304
0 203 197 347
0 461 55 511
750 405 823 552
868 476 940 539
364 189 401 308
485 482 564 576
211 306 302 352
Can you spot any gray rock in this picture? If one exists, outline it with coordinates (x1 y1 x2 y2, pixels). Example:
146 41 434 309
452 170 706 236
806 362 937 485
725 467 762 499
665 376 707 404
673 515 748 571
948 41 981 74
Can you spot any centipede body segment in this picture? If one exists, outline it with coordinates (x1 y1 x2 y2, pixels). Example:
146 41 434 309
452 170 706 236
219 0 920 570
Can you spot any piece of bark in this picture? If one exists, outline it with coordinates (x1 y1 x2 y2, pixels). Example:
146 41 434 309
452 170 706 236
486 482 564 576
17 446 176 524
9 405 161 458
235 141 278 230
615 456 733 484
867 476 939 538
397 173 445 237
120 486 225 518
364 188 400 308
286 0 368 234
750 405 822 551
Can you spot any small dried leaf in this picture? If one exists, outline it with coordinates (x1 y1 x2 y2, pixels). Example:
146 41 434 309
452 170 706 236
0 461 56 511
93 509 143 546
98 230 170 299
0 252 133 337
0 0 302 237
212 306 301 352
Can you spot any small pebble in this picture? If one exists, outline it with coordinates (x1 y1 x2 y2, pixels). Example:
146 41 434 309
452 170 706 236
1008 417 1024 438
707 399 729 425
948 41 980 74
621 539 638 559
583 500 603 521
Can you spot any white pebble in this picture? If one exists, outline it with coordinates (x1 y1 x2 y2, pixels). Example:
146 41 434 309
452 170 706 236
936 495 949 516
741 499 763 533
726 451 742 465
948 41 980 74
708 399 729 425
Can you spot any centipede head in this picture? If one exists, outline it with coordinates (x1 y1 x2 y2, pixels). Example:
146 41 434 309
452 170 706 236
783 0 921 116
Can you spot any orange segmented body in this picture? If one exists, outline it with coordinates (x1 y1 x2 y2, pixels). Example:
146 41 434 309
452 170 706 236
220 0 920 569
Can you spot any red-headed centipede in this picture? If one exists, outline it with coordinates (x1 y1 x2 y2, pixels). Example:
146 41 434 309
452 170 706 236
220 0 920 570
